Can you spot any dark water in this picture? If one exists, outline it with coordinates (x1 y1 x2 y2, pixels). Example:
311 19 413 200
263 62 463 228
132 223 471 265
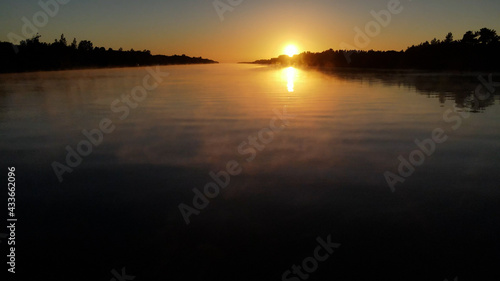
1 64 499 280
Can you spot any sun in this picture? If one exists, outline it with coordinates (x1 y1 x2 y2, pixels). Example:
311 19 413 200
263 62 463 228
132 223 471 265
284 45 299 57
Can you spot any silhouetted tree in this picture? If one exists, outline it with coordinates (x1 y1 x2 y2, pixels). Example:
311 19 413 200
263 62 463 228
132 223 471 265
477 28 499 45
78 40 93 52
21 33 42 47
462 31 477 44
431 38 440 45
444 32 453 43
70 38 77 49
58 34 67 46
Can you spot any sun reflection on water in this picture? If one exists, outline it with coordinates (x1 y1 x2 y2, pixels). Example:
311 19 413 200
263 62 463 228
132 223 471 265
284 66 297 92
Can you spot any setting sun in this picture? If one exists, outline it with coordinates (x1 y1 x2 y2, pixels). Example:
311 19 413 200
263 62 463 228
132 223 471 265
284 45 299 57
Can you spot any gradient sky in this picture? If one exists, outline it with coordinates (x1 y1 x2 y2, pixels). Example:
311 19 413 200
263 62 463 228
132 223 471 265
1 0 499 62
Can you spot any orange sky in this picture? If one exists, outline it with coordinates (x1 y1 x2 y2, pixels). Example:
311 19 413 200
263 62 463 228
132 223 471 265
1 0 500 62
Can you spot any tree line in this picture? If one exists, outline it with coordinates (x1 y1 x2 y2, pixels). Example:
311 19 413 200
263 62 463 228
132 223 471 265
0 34 218 73
251 28 500 71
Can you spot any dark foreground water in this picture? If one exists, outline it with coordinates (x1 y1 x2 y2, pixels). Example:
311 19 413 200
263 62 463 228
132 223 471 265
1 64 499 280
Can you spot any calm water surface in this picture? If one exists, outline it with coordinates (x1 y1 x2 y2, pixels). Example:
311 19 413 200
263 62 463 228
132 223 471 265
1 64 499 280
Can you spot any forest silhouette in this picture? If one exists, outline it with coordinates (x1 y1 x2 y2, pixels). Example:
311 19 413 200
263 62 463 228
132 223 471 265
0 34 218 73
250 28 500 71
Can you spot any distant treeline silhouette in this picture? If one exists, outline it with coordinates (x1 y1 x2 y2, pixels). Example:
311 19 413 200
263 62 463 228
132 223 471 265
0 34 218 73
250 28 500 71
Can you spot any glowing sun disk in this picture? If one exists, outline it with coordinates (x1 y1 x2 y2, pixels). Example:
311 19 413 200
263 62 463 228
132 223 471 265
284 45 299 57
